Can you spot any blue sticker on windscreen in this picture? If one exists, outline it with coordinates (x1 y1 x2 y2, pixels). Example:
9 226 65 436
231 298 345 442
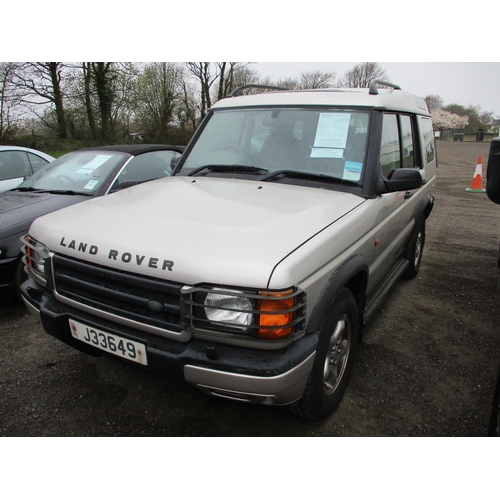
343 161 362 181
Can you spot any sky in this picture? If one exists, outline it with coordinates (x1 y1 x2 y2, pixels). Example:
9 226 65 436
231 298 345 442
6 3 498 118
252 62 500 117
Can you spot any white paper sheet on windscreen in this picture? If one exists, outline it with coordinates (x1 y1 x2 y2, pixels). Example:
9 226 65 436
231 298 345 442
313 113 351 149
76 155 114 174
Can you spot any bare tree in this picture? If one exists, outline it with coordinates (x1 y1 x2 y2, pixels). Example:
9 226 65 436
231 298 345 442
63 62 137 142
216 62 248 99
109 62 138 139
186 62 248 120
186 63 219 121
231 66 260 89
424 94 444 112
337 62 389 88
179 78 199 133
0 62 20 140
91 62 116 143
299 70 336 89
275 77 300 90
13 62 68 139
135 62 183 142
82 62 97 139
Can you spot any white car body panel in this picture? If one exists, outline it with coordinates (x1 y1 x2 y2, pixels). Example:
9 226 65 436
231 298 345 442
0 176 24 193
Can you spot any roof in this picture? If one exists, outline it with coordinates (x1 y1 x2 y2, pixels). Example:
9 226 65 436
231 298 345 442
0 145 54 161
212 88 430 116
81 144 185 156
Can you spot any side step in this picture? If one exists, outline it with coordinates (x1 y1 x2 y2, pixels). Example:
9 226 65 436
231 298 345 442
363 258 409 324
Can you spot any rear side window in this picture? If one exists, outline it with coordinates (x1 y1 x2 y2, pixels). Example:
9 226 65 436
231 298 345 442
380 114 400 177
27 152 50 173
380 114 418 177
420 117 435 164
401 115 415 168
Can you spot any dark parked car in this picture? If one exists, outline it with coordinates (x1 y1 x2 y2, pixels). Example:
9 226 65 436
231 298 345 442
486 137 500 436
0 144 184 299
489 365 500 436
0 145 54 193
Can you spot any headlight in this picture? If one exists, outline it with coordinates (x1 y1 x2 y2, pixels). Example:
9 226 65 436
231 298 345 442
183 286 306 341
21 235 50 286
204 290 254 327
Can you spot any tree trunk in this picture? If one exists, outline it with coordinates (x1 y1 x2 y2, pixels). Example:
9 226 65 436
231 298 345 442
48 62 67 139
91 62 115 144
83 63 97 140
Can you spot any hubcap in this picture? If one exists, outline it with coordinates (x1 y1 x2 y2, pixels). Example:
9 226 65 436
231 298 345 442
323 315 351 395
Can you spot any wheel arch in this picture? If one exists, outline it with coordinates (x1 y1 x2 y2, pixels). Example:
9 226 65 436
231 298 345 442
418 193 434 221
306 254 369 335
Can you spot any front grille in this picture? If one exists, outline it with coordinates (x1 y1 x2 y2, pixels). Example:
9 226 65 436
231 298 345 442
52 254 182 332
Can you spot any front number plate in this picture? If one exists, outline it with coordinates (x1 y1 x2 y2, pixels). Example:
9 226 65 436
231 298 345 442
69 319 148 366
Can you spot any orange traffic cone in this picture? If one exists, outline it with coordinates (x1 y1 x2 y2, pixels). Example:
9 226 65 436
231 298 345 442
465 155 486 193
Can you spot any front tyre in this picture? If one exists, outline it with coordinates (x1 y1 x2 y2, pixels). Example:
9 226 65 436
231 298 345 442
294 288 358 421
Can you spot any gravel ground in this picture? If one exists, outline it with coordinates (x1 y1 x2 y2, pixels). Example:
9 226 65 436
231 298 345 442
1 140 500 437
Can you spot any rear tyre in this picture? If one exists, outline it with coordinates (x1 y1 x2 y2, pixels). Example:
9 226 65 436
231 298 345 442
293 288 358 421
403 216 425 279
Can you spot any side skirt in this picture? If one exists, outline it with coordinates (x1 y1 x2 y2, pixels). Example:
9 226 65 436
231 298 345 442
363 258 409 324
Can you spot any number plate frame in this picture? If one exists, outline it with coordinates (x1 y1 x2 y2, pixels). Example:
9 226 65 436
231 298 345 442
69 318 148 366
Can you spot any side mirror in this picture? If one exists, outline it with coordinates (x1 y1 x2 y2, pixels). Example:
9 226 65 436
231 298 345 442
170 152 182 173
111 180 141 192
487 138 500 204
379 168 423 193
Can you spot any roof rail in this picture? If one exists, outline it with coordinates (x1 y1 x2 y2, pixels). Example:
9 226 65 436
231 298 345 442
229 84 290 97
369 80 402 95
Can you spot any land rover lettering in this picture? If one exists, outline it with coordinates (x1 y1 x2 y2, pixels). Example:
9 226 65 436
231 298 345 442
60 237 98 255
107 249 174 271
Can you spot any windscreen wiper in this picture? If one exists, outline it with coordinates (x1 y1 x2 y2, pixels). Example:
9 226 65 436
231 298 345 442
11 186 91 195
259 170 359 186
188 165 269 176
43 189 93 196
11 186 39 192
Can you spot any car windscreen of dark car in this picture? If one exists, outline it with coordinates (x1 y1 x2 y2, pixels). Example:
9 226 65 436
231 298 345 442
17 150 127 195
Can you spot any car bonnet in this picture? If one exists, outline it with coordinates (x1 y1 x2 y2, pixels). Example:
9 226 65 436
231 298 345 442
29 176 366 289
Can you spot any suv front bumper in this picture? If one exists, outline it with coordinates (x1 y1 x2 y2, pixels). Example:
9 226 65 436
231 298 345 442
21 279 318 406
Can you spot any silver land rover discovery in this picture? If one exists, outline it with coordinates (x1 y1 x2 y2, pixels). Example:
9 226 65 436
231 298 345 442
21 81 436 420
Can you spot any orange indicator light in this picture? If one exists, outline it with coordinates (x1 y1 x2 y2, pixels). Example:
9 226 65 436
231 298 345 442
257 288 295 339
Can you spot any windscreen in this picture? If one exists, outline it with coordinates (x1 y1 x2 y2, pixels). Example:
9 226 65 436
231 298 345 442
19 150 126 194
181 108 370 183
